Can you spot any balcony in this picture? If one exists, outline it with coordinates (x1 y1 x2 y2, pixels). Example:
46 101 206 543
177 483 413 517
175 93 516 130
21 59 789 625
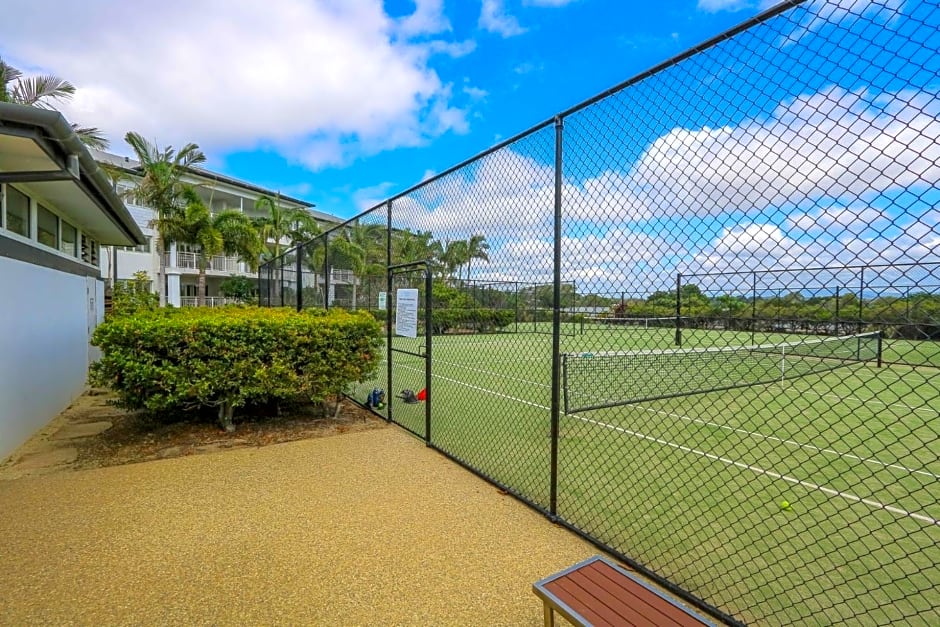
165 251 246 275
180 296 242 307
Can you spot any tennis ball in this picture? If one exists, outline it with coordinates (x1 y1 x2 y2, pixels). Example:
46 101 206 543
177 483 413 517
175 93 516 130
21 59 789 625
780 500 792 510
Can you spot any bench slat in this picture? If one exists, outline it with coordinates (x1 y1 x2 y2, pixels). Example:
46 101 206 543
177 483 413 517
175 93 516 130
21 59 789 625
590 561 706 626
550 576 636 627
533 556 716 627
555 568 663 627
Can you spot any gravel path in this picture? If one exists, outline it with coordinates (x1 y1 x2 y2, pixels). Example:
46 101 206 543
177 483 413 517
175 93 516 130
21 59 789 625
0 427 596 625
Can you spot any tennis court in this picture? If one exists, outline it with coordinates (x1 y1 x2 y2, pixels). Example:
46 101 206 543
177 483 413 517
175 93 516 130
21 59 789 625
373 326 940 624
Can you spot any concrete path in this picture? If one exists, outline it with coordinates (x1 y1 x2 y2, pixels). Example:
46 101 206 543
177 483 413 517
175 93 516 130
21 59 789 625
0 427 597 625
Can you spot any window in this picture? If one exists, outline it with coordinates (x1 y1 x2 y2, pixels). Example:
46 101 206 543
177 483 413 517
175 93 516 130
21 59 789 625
81 234 98 265
61 221 78 257
6 186 29 237
37 205 58 249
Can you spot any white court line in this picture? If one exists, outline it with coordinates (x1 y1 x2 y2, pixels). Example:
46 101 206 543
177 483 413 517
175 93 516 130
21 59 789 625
423 358 938 481
784 381 940 416
397 363 940 527
431 356 553 390
636 404 940 481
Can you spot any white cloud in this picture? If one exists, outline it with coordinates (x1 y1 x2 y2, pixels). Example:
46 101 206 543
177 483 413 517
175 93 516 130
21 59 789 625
395 0 451 37
424 39 477 58
787 0 906 40
463 86 489 100
394 148 555 236
784 205 891 236
513 61 544 74
352 182 397 213
0 0 472 170
479 0 527 37
682 208 940 294
615 86 940 221
697 0 754 13
524 0 579 6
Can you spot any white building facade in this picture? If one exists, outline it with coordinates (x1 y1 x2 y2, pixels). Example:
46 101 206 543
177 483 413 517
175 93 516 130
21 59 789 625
0 105 145 460
94 151 340 307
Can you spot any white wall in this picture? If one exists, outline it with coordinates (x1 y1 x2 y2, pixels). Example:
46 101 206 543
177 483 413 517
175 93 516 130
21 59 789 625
0 256 97 460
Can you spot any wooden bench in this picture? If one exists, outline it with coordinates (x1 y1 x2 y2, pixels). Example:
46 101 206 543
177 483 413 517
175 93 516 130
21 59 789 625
533 556 716 627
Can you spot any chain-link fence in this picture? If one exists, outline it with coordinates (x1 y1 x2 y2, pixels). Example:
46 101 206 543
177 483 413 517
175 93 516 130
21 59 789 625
259 1 939 623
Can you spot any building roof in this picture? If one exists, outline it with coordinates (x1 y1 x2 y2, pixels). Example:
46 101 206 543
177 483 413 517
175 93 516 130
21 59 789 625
94 150 341 225
0 103 145 245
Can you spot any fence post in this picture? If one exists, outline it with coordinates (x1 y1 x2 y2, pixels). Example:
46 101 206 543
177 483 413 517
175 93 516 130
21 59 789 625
325 234 331 310
425 266 432 445
550 115 563 519
296 244 303 311
386 200 393 424
258 266 262 307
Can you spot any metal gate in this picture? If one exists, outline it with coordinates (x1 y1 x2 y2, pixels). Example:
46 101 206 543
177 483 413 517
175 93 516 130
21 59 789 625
386 261 431 442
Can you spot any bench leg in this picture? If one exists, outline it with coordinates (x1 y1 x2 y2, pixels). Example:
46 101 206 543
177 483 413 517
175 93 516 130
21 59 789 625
544 603 554 627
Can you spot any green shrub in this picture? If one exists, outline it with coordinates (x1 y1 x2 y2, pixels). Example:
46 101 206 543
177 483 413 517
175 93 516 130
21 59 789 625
90 307 382 431
111 271 159 317
219 275 257 302
430 308 515 334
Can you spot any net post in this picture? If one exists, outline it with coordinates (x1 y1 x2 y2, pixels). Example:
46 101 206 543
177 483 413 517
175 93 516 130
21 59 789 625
562 353 569 415
751 271 757 345
858 268 865 336
877 330 883 368
549 115 563 519
835 285 841 336
675 273 683 347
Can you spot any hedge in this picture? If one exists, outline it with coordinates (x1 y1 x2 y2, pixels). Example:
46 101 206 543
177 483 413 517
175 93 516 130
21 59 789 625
430 308 515 334
90 306 383 431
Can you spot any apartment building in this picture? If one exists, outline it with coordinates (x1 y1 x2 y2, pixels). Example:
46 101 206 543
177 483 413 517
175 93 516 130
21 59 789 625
93 150 342 307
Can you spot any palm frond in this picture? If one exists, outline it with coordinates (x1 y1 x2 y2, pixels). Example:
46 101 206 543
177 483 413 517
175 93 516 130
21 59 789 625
72 124 109 150
11 75 75 107
0 60 22 101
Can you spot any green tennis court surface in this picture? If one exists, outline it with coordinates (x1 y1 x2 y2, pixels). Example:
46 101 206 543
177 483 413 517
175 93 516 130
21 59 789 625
359 327 940 624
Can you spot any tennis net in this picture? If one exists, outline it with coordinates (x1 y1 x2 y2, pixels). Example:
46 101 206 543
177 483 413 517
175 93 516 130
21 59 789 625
580 316 688 333
562 332 882 413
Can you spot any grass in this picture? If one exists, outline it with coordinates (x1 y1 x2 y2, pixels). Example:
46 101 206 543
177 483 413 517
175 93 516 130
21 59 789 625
351 326 940 625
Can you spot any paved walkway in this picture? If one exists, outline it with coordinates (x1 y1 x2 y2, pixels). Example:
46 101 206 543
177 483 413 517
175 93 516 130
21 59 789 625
0 427 596 625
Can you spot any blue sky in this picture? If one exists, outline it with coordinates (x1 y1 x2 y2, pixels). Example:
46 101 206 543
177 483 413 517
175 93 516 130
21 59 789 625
1 0 784 218
1 0 938 295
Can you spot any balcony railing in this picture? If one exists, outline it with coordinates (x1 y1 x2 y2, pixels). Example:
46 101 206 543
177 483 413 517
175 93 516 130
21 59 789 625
331 269 355 283
180 296 242 308
165 251 243 274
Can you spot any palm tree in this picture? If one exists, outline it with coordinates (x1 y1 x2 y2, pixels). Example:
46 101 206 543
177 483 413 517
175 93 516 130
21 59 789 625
170 187 262 306
441 240 468 283
328 234 366 308
347 222 387 308
0 58 108 149
124 132 207 306
464 234 490 282
254 193 321 260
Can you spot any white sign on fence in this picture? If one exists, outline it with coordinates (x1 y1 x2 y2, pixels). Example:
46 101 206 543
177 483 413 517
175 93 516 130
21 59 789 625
395 289 419 338
378 291 387 311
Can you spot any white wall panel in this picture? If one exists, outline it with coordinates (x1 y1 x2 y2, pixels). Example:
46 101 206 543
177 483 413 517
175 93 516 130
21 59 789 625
0 257 94 460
